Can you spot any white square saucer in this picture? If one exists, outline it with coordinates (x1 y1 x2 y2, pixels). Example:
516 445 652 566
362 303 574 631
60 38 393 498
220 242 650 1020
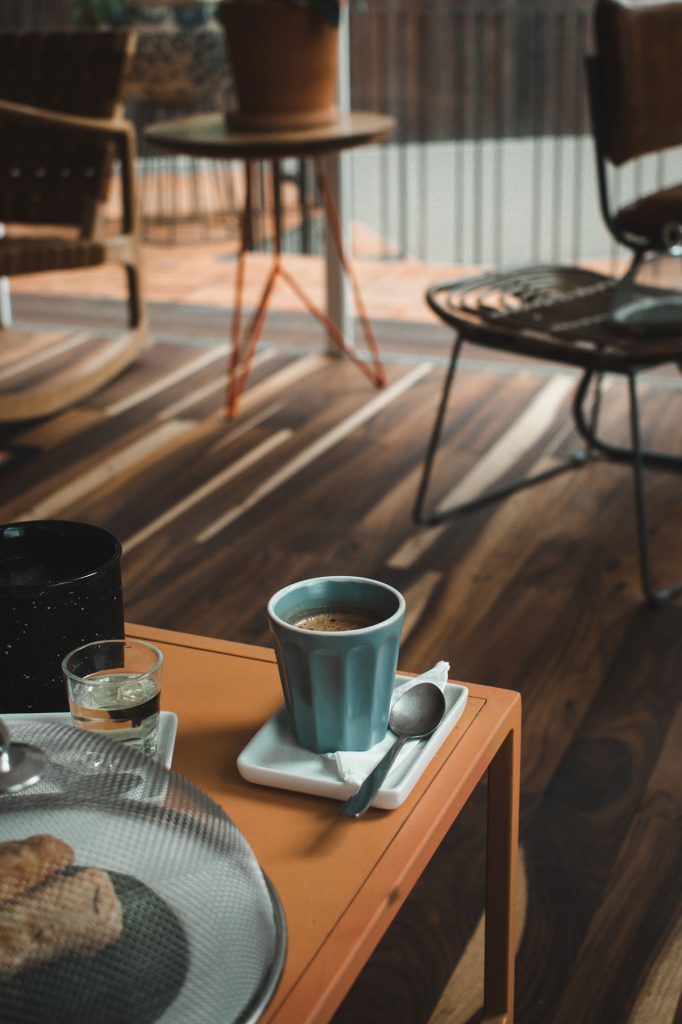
237 676 468 810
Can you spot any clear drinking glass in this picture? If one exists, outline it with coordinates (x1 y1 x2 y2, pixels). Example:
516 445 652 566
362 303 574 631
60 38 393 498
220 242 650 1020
62 639 163 757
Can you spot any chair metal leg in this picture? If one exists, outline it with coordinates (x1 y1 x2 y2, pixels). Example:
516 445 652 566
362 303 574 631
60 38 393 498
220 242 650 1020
413 334 588 526
413 334 464 524
414 342 681 604
578 370 602 458
574 371 682 471
626 371 682 606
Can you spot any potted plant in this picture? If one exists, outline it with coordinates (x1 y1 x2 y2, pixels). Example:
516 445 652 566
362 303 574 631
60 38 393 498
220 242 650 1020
216 0 348 131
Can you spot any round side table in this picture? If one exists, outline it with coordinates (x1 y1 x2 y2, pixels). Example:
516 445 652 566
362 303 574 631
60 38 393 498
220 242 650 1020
146 111 396 415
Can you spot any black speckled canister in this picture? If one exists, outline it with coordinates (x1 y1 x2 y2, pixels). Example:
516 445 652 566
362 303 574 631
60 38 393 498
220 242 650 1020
0 521 124 713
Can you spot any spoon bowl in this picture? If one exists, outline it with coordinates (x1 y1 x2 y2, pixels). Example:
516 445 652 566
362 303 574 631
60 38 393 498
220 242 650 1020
338 682 446 818
389 682 447 740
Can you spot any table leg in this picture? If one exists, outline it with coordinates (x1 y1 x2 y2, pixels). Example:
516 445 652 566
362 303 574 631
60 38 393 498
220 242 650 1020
321 150 352 353
314 159 386 387
226 155 386 417
226 160 281 417
226 161 250 417
482 713 521 1023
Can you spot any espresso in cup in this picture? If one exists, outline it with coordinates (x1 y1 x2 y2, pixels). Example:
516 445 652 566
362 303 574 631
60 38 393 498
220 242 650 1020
289 605 384 632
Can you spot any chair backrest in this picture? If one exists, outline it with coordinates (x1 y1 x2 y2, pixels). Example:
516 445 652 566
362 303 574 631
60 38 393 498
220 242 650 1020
0 30 135 231
593 0 682 166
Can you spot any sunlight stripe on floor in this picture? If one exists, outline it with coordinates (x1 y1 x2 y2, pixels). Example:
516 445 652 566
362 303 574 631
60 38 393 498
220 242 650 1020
0 329 69 370
0 331 89 381
195 362 432 543
231 352 331 415
18 419 193 520
388 375 574 570
159 351 327 422
233 352 329 411
0 329 67 370
209 399 285 454
628 888 682 1022
123 429 292 554
105 345 228 417
401 571 443 643
159 349 275 420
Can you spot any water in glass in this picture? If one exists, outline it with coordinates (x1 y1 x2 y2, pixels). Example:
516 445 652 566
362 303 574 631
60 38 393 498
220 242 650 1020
69 670 160 756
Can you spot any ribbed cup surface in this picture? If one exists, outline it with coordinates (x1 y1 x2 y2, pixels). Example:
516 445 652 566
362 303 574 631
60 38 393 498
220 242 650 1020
268 576 405 753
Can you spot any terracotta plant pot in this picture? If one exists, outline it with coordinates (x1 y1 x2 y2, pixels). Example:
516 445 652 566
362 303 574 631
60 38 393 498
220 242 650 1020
216 0 339 131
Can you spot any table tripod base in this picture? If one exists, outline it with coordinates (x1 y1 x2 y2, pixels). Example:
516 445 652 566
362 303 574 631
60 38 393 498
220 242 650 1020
226 157 386 417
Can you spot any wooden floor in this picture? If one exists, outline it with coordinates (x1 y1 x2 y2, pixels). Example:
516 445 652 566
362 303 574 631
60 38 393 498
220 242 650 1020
2 245 682 1024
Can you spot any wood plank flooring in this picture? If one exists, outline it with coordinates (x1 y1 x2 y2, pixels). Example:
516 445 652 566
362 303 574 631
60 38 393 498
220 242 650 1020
2 261 681 1024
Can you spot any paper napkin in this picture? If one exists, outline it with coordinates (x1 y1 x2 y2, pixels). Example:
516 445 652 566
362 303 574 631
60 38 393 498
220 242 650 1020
326 661 450 785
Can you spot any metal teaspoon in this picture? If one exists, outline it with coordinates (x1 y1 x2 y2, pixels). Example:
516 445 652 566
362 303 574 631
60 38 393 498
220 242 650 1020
338 682 446 818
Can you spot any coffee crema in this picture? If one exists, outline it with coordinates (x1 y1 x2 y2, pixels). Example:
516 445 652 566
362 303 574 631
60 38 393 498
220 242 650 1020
290 606 383 632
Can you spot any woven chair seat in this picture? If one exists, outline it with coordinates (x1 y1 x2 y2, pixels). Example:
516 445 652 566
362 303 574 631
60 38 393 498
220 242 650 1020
0 235 107 276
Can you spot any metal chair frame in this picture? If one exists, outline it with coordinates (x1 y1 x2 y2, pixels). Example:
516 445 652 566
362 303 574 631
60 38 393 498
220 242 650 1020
414 278 682 607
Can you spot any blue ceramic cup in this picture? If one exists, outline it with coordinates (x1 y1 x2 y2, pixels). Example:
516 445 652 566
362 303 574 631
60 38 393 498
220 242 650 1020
267 576 406 753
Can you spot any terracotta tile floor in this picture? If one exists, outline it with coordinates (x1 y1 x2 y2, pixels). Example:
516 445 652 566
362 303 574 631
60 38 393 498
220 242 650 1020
9 236 477 328
8 217 622 338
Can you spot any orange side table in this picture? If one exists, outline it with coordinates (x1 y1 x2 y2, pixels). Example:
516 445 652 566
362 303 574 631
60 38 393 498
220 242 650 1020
145 112 395 417
128 623 521 1024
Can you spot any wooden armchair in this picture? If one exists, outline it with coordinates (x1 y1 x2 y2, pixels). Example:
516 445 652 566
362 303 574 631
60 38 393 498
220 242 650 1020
0 30 148 422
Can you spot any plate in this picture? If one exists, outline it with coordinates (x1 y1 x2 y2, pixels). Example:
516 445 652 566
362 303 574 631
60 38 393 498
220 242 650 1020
237 675 468 809
2 711 178 770
0 804 286 1024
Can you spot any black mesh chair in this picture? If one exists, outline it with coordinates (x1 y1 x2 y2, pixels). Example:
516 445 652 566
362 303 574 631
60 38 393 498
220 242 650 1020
414 264 682 606
414 0 682 606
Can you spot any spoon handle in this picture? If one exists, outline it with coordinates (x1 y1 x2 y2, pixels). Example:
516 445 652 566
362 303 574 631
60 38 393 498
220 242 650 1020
338 736 407 818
